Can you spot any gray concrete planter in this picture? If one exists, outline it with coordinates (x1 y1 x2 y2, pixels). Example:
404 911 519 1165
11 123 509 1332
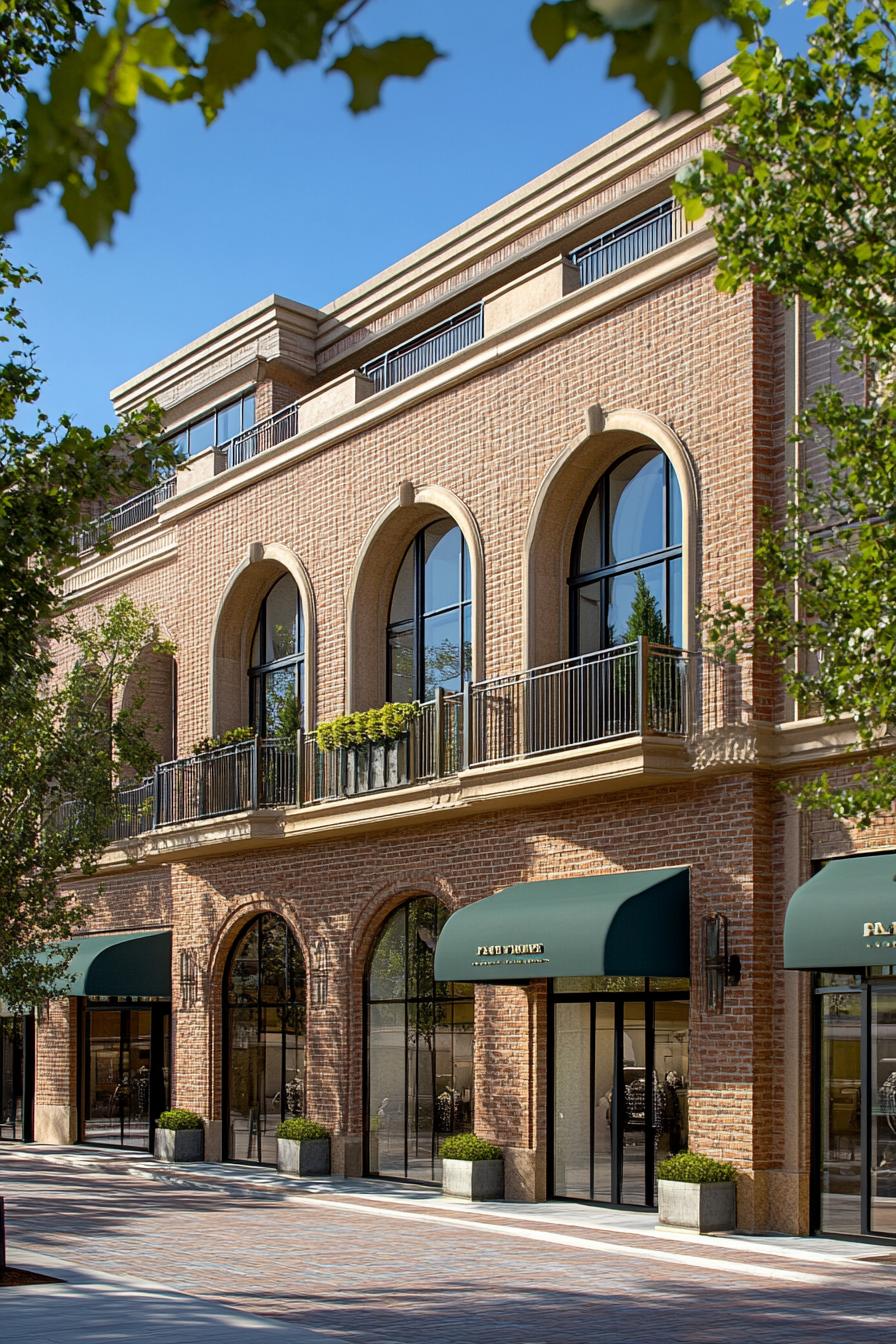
276 1136 330 1177
657 1179 736 1233
154 1127 204 1163
442 1158 504 1201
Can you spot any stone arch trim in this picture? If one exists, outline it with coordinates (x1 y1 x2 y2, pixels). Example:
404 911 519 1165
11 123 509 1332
523 406 699 668
345 484 486 712
205 899 311 1126
208 542 317 736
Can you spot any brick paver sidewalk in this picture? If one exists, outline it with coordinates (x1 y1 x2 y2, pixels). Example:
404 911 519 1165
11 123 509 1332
2 1147 895 1343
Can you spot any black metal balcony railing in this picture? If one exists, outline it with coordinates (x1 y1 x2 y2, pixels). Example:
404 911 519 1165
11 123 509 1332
224 402 301 470
570 200 684 289
68 643 743 843
74 475 176 555
362 305 484 393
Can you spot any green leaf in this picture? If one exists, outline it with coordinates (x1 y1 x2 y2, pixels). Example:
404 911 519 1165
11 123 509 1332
328 37 443 114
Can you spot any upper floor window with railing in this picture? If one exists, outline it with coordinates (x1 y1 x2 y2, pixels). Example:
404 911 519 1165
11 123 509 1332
249 575 304 734
168 390 256 457
570 448 682 655
387 520 472 702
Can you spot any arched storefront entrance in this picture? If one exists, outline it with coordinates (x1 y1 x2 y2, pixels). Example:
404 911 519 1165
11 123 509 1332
365 895 473 1184
223 913 306 1165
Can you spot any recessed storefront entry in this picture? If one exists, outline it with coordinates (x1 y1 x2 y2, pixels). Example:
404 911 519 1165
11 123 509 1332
1 1012 34 1142
82 1002 170 1150
551 979 689 1206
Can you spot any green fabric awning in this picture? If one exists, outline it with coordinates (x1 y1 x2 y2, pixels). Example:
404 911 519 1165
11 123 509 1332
433 868 690 982
784 854 896 969
39 930 172 997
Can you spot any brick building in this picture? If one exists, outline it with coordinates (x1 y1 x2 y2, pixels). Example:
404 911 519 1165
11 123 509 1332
3 62 895 1242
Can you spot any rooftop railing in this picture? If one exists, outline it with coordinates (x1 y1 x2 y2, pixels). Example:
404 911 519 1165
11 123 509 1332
73 475 176 555
570 200 684 288
362 304 484 393
224 401 301 470
75 643 744 844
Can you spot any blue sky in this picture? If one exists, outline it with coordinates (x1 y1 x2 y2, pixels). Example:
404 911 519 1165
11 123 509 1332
13 0 812 430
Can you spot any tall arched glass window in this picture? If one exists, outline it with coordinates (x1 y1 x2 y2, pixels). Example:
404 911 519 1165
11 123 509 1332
366 896 473 1183
570 448 682 655
249 574 304 734
224 913 306 1165
387 520 472 702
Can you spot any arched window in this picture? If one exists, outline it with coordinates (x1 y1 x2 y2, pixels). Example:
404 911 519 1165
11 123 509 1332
249 575 303 734
387 520 471 702
570 448 682 655
224 913 306 1165
366 896 473 1183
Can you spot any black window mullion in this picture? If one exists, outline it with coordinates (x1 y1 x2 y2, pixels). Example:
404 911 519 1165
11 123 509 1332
861 981 871 1235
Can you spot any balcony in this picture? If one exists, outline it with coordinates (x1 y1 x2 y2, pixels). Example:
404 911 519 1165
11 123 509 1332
570 200 684 288
224 401 301 469
73 475 175 554
85 642 744 849
362 305 484 393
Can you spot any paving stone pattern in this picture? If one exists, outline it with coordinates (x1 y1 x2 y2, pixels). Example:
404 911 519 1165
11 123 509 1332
2 1151 896 1343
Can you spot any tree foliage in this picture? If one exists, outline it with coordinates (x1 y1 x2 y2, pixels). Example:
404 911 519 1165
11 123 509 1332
677 0 896 825
0 597 174 1009
0 0 761 247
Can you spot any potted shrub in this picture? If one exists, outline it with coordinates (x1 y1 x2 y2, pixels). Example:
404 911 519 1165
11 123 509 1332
276 1117 331 1176
154 1109 204 1163
656 1150 738 1232
439 1133 504 1201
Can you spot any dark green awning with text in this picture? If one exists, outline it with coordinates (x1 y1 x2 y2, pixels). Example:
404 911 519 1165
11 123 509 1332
433 868 690 982
784 854 896 969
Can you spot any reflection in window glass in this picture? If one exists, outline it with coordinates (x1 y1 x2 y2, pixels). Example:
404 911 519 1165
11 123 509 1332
366 896 473 1183
189 414 215 456
608 451 665 564
387 520 471 703
570 448 682 656
225 914 305 1165
217 399 243 444
249 575 303 736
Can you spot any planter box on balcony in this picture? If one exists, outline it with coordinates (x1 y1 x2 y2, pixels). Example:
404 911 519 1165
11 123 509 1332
442 1158 504 1201
657 1179 736 1233
343 736 409 796
154 1128 204 1163
276 1136 330 1177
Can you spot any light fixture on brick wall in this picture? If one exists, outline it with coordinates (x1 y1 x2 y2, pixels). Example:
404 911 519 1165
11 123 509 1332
702 912 741 1013
179 948 199 1010
310 938 329 1007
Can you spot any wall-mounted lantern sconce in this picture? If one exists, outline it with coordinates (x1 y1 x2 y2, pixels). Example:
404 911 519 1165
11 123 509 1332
310 938 329 1007
179 947 199 1010
702 912 741 1013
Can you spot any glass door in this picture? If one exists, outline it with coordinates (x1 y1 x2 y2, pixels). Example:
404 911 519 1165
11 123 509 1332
871 989 896 1235
1 1014 33 1141
552 980 689 1207
817 988 862 1236
83 1003 169 1150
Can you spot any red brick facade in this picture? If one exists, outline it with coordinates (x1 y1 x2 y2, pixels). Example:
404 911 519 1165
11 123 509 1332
22 78 890 1237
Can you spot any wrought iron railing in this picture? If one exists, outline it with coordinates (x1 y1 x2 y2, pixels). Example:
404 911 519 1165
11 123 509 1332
72 645 744 838
570 200 684 288
362 305 484 393
74 475 176 554
224 402 301 469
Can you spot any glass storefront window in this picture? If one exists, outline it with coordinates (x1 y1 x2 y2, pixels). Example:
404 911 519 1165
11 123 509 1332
552 983 688 1207
871 990 896 1235
366 895 473 1183
224 913 305 1165
82 1003 169 1151
1 1014 31 1142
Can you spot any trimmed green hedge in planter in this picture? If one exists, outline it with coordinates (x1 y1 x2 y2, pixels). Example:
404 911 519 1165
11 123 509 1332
154 1109 204 1163
276 1117 331 1177
439 1134 504 1200
656 1151 737 1232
